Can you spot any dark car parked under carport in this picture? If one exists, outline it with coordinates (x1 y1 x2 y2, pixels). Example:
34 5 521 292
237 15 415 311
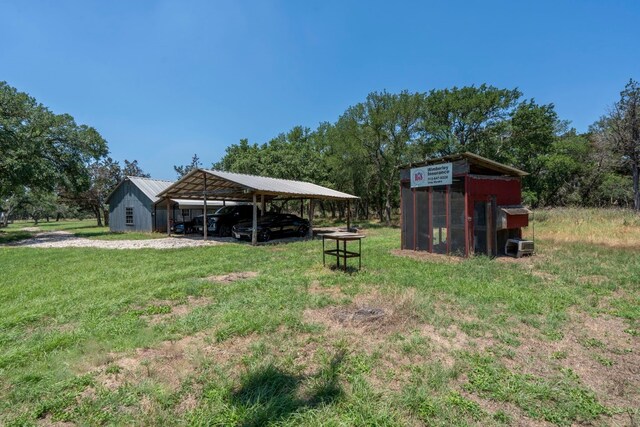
193 205 258 237
232 213 310 242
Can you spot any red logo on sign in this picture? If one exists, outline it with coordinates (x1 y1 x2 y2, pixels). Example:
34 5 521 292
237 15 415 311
414 171 424 182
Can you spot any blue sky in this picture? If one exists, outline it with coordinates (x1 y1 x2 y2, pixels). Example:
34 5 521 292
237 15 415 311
2 0 639 180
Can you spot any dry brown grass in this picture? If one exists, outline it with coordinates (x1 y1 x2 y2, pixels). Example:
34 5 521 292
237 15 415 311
204 271 259 283
390 249 463 263
506 310 640 412
89 330 258 394
138 296 213 325
526 208 640 249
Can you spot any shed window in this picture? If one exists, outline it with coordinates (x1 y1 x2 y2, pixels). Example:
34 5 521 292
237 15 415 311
125 207 134 226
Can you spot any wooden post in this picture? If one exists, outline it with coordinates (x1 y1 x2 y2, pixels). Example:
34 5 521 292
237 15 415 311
464 175 470 257
307 199 314 238
486 200 492 256
346 200 351 231
446 184 451 255
260 194 265 216
252 193 258 245
203 172 208 240
166 198 171 236
428 187 433 253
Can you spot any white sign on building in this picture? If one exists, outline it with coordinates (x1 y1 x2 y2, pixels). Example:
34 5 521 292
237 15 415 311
410 163 453 188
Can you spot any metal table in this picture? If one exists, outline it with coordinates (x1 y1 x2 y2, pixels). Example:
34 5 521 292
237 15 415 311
322 232 365 271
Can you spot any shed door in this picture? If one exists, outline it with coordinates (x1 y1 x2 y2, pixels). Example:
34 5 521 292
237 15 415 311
473 201 488 255
473 198 497 256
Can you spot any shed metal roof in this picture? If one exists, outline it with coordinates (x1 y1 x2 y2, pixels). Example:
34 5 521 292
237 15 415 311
128 176 174 203
157 169 359 201
501 206 532 215
105 176 174 204
401 152 528 177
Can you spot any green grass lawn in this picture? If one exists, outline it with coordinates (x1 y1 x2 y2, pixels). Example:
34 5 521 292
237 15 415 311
0 209 638 426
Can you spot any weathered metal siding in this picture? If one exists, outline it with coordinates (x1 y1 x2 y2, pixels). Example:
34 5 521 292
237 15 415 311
154 206 168 232
109 180 154 232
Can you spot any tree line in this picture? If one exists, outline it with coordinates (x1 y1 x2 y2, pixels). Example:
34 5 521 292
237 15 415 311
200 81 640 222
2 79 639 227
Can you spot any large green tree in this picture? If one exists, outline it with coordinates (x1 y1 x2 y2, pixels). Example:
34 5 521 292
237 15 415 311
422 84 521 156
599 79 640 211
0 82 108 198
337 91 425 223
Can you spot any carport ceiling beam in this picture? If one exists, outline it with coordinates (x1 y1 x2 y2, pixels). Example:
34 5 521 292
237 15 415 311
167 188 247 197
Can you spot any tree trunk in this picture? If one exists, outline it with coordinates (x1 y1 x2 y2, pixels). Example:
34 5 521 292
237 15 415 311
633 162 640 212
377 201 385 223
94 207 103 227
103 208 110 227
384 184 393 226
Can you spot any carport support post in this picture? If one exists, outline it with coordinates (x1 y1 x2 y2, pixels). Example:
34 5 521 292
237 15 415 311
166 198 171 236
346 200 351 231
307 199 314 238
252 193 258 246
260 194 265 216
203 172 208 241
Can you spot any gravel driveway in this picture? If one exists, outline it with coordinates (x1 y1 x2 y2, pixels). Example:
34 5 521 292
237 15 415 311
5 231 230 250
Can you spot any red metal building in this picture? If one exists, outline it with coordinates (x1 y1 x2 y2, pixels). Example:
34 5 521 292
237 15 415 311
399 152 530 257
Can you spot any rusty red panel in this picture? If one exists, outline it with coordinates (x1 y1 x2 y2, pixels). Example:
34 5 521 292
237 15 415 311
467 176 522 206
507 214 529 229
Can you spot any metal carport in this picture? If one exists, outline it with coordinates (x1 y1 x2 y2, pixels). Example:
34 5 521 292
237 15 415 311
156 169 359 245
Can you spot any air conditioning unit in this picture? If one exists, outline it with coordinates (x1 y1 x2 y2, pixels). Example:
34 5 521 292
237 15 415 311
504 239 534 258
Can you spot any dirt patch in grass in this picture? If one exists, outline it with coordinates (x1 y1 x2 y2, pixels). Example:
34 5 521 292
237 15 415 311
307 280 344 298
390 249 462 264
421 323 471 353
460 392 553 427
303 287 491 393
36 413 75 426
304 287 420 335
529 270 558 282
90 331 257 394
138 296 213 325
507 310 640 412
176 392 199 414
578 275 609 285
97 334 202 391
205 271 258 283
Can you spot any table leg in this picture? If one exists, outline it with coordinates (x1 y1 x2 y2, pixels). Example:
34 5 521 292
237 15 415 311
343 240 347 272
322 236 325 266
359 238 362 270
336 239 340 269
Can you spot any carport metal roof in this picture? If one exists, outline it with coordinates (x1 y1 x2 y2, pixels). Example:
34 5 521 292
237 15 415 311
156 169 359 201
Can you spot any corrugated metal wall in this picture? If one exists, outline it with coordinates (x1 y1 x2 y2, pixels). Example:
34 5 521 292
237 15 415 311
109 180 154 232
